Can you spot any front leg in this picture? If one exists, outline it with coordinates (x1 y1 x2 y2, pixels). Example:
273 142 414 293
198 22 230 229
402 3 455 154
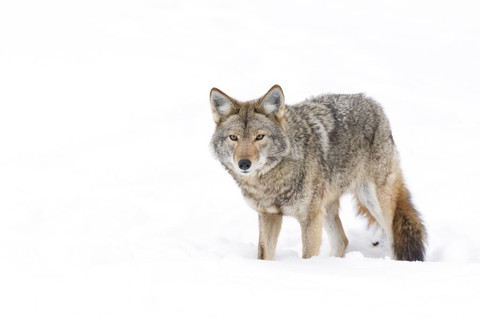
258 212 283 260
300 206 324 259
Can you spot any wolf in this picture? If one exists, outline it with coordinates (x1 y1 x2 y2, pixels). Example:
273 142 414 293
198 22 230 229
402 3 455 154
209 85 426 261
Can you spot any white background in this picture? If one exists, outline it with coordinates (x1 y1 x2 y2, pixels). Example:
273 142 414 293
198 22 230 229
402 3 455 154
1 0 479 319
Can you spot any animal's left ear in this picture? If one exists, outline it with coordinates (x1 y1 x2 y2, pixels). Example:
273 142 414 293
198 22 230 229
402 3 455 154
258 85 285 120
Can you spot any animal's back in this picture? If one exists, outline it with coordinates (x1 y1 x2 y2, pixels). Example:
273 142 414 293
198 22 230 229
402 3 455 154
285 93 395 192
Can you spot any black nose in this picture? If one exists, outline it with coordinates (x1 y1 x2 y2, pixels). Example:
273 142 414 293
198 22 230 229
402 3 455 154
238 159 252 171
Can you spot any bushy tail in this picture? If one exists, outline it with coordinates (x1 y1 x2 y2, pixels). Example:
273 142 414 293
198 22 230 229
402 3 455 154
392 182 427 261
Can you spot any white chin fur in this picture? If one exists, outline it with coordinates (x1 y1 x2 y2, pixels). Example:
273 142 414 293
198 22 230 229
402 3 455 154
235 168 253 175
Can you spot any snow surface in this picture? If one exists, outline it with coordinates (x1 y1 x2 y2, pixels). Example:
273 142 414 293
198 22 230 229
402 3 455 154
1 0 480 319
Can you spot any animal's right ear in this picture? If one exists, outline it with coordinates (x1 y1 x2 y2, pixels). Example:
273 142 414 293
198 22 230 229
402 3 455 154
210 88 236 124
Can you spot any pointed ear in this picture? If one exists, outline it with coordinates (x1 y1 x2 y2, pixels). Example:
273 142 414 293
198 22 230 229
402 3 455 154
258 85 285 119
210 88 236 124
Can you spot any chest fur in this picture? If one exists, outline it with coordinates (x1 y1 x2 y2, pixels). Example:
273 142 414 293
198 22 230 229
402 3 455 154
240 177 313 219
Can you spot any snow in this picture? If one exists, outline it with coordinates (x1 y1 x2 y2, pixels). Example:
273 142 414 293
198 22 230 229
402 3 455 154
1 0 480 319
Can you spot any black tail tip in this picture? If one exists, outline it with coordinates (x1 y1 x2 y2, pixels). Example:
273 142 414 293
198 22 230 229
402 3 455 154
394 241 426 261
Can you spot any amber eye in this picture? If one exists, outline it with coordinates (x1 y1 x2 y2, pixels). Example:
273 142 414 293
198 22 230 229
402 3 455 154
229 135 238 141
256 134 265 141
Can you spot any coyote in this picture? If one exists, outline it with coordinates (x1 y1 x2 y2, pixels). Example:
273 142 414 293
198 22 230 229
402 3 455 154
209 85 426 261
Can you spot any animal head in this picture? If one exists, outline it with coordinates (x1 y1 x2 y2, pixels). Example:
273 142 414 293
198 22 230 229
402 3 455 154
210 85 290 177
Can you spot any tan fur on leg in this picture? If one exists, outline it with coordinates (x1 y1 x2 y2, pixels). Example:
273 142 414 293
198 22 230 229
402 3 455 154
324 200 348 257
258 213 282 260
300 206 324 259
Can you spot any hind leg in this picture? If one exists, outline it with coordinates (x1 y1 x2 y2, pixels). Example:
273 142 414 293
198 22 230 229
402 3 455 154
324 200 349 257
355 181 395 258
